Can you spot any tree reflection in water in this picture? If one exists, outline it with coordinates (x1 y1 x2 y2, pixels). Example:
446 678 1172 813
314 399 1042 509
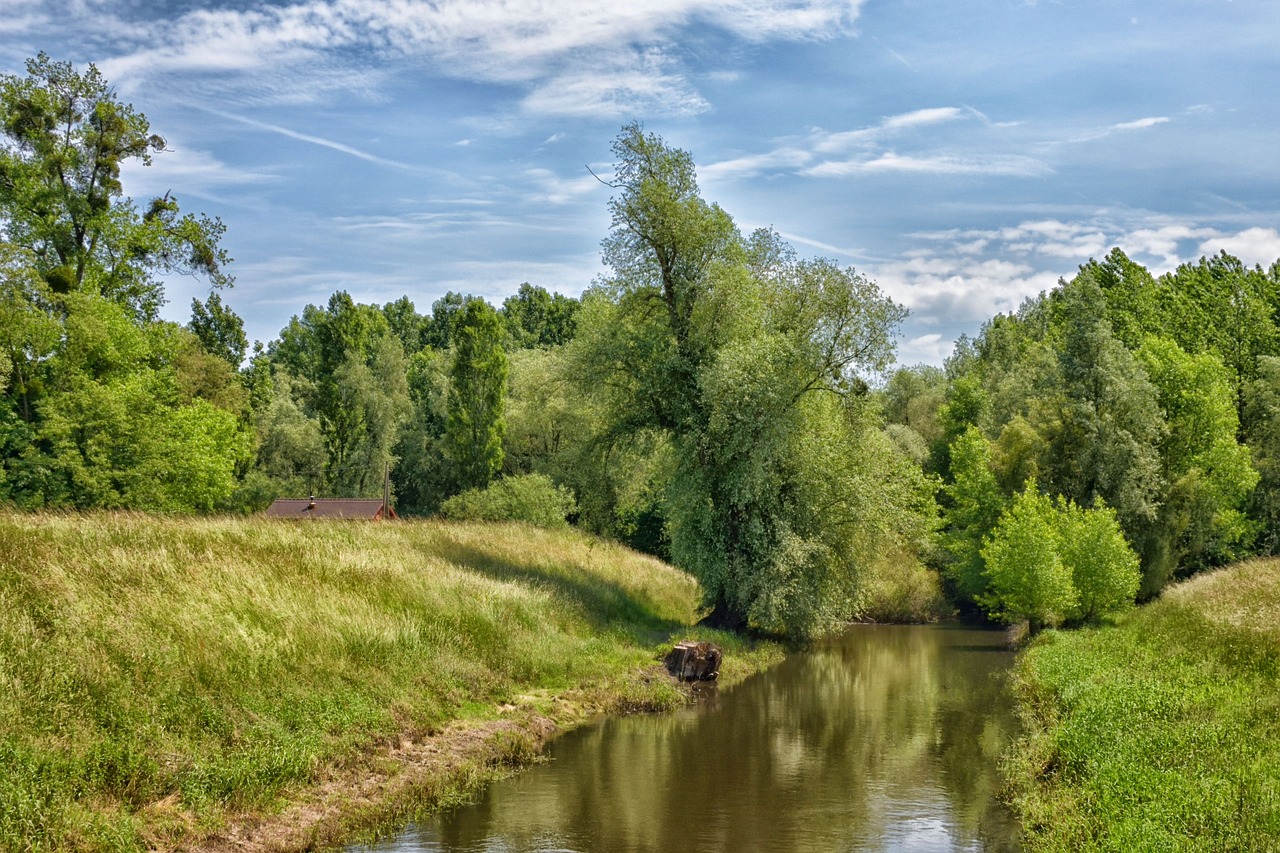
358 625 1021 853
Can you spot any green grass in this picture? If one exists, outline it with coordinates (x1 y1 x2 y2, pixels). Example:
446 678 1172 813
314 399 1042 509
1004 558 1280 852
0 511 773 851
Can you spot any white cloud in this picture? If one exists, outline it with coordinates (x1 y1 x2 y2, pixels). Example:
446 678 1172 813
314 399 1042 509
1068 115 1170 143
1120 223 1217 269
1112 116 1169 131
118 144 275 200
898 333 953 365
806 152 1050 177
702 147 812 180
95 0 869 116
813 106 965 153
1198 227 1280 268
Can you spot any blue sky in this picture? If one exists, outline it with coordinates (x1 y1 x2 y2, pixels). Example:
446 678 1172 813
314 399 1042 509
3 0 1278 366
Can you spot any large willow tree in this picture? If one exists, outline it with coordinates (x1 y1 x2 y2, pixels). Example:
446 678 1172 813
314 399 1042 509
572 124 924 640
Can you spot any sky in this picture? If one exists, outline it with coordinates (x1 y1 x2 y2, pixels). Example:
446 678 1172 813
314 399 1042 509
2 0 1278 366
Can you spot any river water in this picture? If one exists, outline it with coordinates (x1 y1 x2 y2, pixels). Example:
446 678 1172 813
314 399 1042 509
355 624 1022 853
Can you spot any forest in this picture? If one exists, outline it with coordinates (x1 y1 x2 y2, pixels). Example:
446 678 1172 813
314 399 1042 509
4 54 1280 641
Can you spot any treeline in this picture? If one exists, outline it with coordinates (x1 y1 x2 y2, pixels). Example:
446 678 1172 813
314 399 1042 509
882 248 1280 626
8 54 1280 641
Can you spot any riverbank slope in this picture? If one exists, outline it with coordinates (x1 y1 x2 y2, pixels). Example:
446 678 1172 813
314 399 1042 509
0 512 779 852
1005 557 1280 851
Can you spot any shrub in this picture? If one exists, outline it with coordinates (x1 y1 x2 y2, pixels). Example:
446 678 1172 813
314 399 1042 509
440 473 576 528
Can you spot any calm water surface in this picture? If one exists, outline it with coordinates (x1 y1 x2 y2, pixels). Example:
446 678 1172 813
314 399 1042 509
356 624 1022 853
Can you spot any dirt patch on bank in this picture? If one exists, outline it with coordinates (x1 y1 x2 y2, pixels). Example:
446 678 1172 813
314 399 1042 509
183 697 585 853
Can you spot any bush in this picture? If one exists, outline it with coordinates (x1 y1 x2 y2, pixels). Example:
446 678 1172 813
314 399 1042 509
440 473 577 528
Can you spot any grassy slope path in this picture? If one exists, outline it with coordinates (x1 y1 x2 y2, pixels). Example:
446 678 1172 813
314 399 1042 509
1006 558 1280 851
0 512 778 852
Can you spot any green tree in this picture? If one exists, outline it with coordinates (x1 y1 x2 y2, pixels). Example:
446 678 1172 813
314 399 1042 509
941 426 1007 607
1160 252 1278 417
1138 336 1259 571
189 292 248 366
979 482 1077 631
573 126 913 639
1042 274 1166 549
1246 356 1280 553
444 299 507 492
501 283 580 348
1057 498 1141 622
0 53 231 319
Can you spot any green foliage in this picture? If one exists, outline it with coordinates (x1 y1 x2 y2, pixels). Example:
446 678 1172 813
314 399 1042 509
941 426 1007 606
1246 357 1280 553
978 481 1140 629
0 53 231 320
980 483 1077 629
1138 336 1259 570
189 292 248 366
1044 275 1167 536
1056 499 1141 622
574 128 917 639
445 299 508 492
501 282 579 348
440 473 577 528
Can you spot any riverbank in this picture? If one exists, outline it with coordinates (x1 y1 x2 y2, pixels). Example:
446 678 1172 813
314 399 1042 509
0 512 781 852
1004 557 1280 851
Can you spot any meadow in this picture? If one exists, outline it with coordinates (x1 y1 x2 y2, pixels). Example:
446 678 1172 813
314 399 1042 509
0 512 778 851
1005 558 1280 851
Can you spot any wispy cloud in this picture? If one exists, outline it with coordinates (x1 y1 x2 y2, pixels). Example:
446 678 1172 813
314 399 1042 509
1068 115 1170 143
92 1 869 117
806 152 1050 177
813 106 966 153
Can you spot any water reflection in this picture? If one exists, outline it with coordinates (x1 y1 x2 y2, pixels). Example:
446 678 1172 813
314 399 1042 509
355 625 1021 852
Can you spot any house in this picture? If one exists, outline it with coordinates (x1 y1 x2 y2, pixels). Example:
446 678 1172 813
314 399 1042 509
264 498 397 520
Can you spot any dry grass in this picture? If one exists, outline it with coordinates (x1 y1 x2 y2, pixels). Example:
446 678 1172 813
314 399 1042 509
0 511 771 852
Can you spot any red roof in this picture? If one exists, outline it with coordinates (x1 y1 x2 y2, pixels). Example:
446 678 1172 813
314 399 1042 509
264 499 396 520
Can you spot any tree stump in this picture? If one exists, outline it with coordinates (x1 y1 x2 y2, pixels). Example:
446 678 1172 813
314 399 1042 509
664 641 722 681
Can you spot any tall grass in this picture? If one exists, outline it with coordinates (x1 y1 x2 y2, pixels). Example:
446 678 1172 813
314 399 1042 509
0 512 717 851
1005 558 1280 851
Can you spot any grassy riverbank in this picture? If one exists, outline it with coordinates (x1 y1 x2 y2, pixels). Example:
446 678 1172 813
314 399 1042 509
1005 558 1280 851
0 512 780 852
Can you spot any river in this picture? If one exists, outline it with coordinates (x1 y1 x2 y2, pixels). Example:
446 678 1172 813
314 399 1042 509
354 624 1022 852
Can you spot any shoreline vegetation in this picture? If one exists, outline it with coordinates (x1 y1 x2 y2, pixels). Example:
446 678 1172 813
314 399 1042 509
1004 558 1280 851
0 511 785 852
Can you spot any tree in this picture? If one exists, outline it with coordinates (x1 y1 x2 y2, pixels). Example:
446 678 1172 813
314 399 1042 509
1137 336 1259 571
573 125 912 639
941 426 1007 607
189 292 248 366
979 482 1077 631
501 283 579 348
423 291 479 350
1246 356 1280 553
0 53 231 320
444 299 507 492
1057 498 1140 622
1041 274 1166 551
